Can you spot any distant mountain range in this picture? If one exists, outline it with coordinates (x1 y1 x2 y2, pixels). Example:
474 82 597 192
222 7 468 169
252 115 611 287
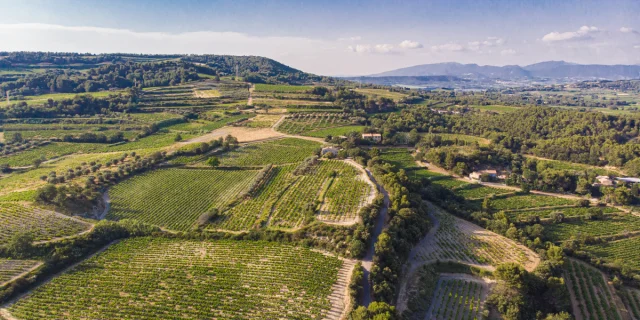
369 61 640 81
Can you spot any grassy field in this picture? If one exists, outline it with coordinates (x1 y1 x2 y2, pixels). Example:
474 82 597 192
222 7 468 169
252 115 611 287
107 168 258 231
354 88 408 101
1 90 127 107
0 202 91 245
218 138 321 166
7 237 351 320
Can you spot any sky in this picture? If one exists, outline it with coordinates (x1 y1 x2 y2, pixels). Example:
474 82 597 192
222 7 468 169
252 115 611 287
1 0 640 76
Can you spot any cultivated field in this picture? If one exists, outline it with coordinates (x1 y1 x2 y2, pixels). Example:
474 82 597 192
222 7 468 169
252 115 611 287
276 113 358 135
412 204 539 271
424 274 491 320
564 259 623 320
217 138 321 166
213 160 374 230
0 259 42 285
6 238 355 320
0 202 92 245
107 168 258 231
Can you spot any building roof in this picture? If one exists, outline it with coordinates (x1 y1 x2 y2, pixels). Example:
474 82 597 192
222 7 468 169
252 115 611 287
362 133 381 137
616 177 640 183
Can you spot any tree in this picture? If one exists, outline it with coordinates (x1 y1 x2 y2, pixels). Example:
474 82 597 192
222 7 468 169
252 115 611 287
7 232 35 258
206 156 220 167
11 132 23 143
174 133 183 142
482 196 494 214
33 157 45 168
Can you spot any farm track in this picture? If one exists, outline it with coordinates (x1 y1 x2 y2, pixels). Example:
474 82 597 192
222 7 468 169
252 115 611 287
361 168 389 307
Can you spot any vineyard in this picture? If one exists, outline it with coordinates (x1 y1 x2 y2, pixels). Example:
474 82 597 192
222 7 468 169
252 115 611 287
107 168 258 231
6 238 354 320
424 275 490 320
254 84 313 93
544 213 640 242
211 160 374 231
0 259 41 285
505 206 622 221
471 194 577 211
453 184 514 199
564 259 623 320
0 202 92 245
275 113 358 135
584 237 640 272
619 288 640 320
217 138 321 166
412 205 539 271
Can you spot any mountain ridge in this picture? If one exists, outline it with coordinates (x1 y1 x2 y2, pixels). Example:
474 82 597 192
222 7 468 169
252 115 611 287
370 61 640 80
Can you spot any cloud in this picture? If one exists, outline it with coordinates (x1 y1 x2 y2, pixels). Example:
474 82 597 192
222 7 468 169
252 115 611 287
347 44 395 54
338 36 362 41
542 25 600 42
399 40 423 49
500 49 517 56
467 37 505 52
620 27 640 35
431 43 466 52
634 45 640 49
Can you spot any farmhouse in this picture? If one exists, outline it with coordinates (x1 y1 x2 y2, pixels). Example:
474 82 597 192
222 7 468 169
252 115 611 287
362 133 382 142
595 175 615 186
469 169 497 181
321 147 339 157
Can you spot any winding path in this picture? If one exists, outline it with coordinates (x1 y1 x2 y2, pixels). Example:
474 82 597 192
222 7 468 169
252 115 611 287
360 168 390 307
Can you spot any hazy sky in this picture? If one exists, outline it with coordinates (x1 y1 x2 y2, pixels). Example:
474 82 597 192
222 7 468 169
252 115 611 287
1 0 640 76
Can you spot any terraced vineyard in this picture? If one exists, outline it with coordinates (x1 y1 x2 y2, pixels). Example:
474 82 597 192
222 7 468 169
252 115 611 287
276 113 356 135
107 168 258 231
212 160 373 230
6 238 354 320
0 202 92 245
564 259 623 320
0 259 42 285
424 276 490 320
544 213 640 242
218 138 321 166
413 206 538 271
